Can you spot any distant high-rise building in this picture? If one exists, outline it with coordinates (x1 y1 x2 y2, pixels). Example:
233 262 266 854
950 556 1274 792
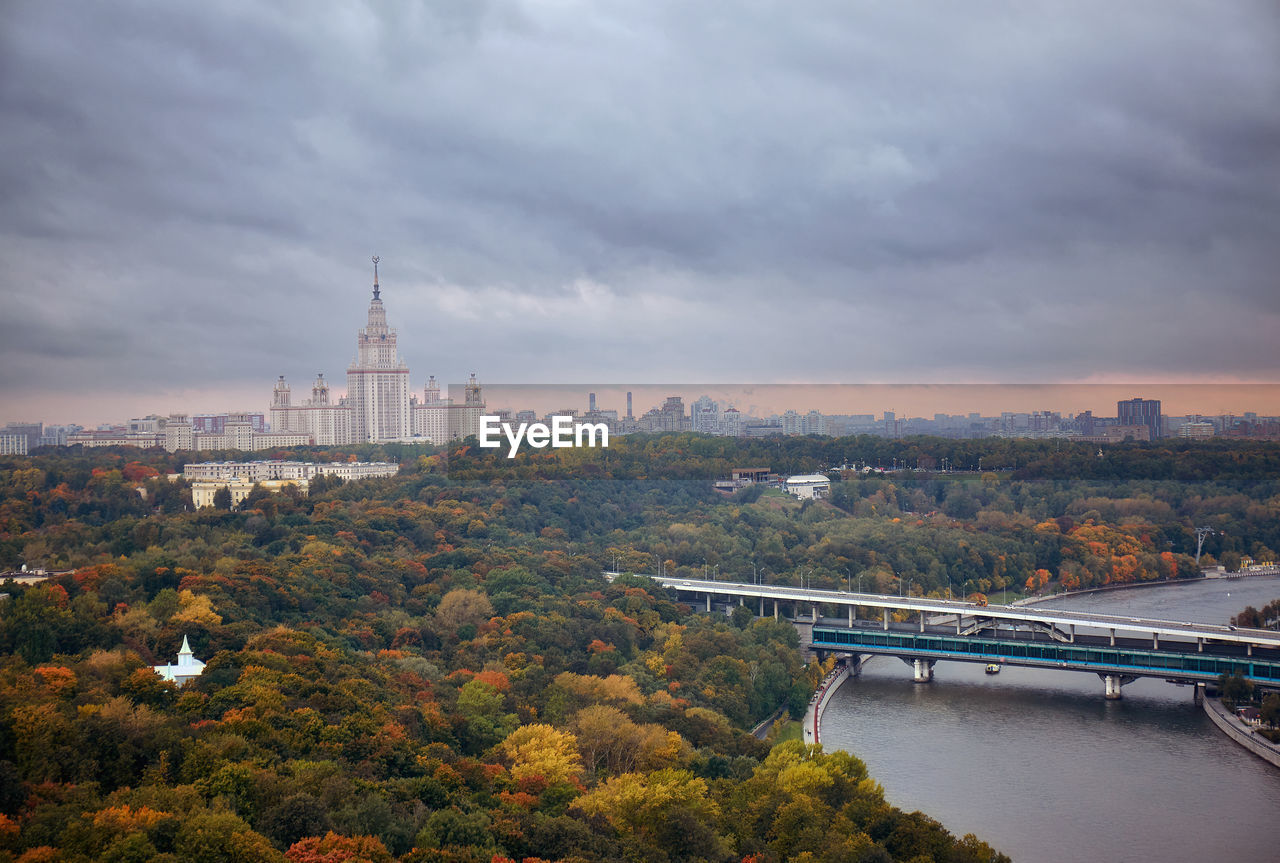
692 396 719 433
626 391 633 419
347 258 411 442
1117 398 1162 440
0 434 28 455
37 425 81 447
804 410 827 436
2 422 41 451
1179 421 1215 439
720 407 742 437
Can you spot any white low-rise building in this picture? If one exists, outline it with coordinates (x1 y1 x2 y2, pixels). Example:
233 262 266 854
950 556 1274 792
183 459 398 482
190 477 308 508
785 474 831 500
185 460 399 506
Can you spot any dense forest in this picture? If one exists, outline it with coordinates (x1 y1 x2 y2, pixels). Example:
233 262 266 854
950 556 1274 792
2 434 1278 862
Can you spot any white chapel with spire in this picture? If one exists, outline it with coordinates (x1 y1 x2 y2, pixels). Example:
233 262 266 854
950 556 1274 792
152 635 206 687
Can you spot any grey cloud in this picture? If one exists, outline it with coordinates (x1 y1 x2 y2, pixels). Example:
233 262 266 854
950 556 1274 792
1 0 1278 421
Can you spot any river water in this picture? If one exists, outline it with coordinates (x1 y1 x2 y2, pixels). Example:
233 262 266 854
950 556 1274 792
819 575 1280 863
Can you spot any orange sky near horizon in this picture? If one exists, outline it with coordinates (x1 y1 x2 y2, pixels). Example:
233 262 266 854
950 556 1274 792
8 381 1280 429
479 382 1280 420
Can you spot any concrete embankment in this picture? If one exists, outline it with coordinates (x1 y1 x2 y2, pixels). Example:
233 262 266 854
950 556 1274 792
802 663 853 745
1203 697 1280 769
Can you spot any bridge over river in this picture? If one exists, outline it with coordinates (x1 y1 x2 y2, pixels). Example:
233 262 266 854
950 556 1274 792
612 574 1280 699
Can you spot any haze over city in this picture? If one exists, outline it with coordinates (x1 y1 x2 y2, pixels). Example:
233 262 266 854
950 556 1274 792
3 1 1279 425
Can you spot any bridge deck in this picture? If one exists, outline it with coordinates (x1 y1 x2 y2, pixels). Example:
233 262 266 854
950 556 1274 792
809 623 1280 685
629 574 1280 651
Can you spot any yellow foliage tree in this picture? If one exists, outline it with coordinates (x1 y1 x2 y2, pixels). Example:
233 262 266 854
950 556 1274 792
574 768 720 843
499 723 582 785
171 589 222 627
572 705 690 776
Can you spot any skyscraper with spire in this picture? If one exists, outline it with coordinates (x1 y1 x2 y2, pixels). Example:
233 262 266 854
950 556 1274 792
346 257 411 442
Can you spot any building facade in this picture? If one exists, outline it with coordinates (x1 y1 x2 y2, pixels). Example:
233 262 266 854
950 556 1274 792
270 374 354 445
785 474 832 500
410 374 485 444
347 263 411 443
183 460 399 483
1117 398 1162 440
0 434 28 455
185 460 399 507
162 413 312 452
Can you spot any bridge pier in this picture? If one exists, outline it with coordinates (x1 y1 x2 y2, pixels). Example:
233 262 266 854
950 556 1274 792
1100 674 1134 700
812 605 818 623
706 594 711 613
912 659 935 682
883 609 889 631
848 605 854 627
1194 683 1205 705
773 599 778 620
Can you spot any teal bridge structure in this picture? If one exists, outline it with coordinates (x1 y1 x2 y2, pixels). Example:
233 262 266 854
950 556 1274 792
611 573 1280 700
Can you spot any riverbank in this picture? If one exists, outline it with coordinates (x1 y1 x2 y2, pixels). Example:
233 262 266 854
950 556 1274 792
802 663 853 745
1019 567 1280 607
1017 574 1206 606
1202 697 1280 769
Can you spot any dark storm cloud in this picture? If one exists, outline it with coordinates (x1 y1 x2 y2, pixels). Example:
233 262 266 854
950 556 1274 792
1 0 1278 421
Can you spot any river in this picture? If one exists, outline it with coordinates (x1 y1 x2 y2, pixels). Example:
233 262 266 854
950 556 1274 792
818 575 1280 863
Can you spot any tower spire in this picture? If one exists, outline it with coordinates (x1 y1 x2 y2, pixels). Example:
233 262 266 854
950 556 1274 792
372 255 381 301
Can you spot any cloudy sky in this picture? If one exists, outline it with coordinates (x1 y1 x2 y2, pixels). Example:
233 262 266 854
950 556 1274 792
2 1 1278 424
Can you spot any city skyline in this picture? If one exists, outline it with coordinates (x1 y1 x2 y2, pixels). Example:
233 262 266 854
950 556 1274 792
16 374 1280 431
3 2 1279 424
11 377 1280 441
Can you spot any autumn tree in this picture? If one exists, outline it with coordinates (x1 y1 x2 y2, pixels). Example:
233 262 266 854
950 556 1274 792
432 588 494 640
285 831 393 863
573 768 727 861
499 723 582 786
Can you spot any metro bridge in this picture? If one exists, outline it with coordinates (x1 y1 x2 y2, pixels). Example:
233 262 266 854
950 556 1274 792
610 573 1280 699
